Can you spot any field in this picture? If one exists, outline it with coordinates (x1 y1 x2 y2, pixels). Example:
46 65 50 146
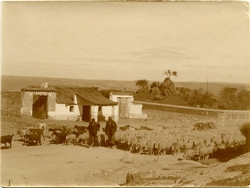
1 77 250 186
2 75 250 96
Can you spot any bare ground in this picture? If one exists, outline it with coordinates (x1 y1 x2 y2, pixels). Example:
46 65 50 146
1 118 250 187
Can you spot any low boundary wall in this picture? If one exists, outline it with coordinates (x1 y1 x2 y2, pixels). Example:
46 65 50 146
133 101 250 126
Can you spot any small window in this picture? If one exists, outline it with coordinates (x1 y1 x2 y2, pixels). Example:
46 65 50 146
69 106 74 112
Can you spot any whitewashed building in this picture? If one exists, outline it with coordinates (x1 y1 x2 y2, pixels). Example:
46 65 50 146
21 84 118 122
109 92 148 119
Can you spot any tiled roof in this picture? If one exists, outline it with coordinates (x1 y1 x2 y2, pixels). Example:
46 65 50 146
56 87 117 106
21 86 56 92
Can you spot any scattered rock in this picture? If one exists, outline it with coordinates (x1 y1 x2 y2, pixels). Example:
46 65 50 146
120 153 134 163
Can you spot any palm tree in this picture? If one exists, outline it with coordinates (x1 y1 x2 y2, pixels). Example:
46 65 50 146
164 70 178 78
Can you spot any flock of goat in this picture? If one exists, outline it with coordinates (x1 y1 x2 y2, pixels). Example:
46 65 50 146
2 122 246 161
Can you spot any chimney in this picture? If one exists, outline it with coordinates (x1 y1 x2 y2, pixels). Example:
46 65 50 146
41 82 48 88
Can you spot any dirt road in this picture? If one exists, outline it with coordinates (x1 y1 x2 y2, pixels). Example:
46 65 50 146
2 140 249 187
1 118 249 187
1 139 187 186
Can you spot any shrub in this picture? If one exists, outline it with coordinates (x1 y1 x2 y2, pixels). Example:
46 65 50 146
193 121 216 131
240 122 250 152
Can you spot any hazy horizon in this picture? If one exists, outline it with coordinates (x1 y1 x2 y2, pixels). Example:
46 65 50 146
2 2 250 83
2 74 250 85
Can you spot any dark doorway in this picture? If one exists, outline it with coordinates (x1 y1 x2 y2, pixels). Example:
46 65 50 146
33 95 48 119
82 106 91 122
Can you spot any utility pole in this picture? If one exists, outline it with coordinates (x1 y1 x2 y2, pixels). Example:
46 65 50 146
207 79 208 93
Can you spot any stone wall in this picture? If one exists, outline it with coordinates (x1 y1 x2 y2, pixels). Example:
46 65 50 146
47 92 56 112
21 91 57 118
135 101 250 126
20 92 33 116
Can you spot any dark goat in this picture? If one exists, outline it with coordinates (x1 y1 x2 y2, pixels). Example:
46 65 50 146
25 133 42 145
48 128 63 137
29 129 45 141
54 132 68 144
1 134 14 148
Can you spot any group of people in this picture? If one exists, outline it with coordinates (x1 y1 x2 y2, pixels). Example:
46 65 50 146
87 116 117 147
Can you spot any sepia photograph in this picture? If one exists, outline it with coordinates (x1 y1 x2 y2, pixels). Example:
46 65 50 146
1 0 250 187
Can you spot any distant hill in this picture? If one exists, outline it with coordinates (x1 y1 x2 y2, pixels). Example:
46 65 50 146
1 75 250 96
1 75 138 91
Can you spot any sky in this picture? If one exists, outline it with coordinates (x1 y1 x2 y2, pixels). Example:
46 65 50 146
1 1 250 83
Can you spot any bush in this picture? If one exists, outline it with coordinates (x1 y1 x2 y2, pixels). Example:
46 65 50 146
240 122 250 152
193 121 216 131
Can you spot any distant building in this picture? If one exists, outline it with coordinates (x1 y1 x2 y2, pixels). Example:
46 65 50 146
21 83 118 122
109 92 148 119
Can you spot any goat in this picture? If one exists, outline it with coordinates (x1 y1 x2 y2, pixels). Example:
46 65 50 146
1 134 14 148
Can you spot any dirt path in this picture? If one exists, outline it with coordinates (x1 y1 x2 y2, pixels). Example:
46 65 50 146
1 118 249 187
1 138 207 187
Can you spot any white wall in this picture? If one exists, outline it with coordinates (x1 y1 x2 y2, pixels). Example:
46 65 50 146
112 105 119 122
130 103 143 114
48 103 80 120
109 94 134 102
101 106 112 121
129 103 148 119
98 106 119 122
90 106 98 121
109 93 147 120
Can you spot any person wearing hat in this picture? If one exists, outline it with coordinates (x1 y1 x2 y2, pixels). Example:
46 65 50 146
105 116 117 147
87 118 100 147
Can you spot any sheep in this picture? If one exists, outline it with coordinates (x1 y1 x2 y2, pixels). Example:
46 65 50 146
17 129 28 141
183 149 196 160
36 123 47 140
170 142 180 156
76 133 89 145
97 133 107 147
198 145 214 160
65 134 77 145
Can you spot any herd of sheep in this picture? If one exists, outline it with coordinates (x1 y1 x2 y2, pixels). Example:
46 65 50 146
114 123 246 160
5 121 247 162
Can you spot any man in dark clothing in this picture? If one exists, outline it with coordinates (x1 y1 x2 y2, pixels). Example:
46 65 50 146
87 118 100 147
105 116 117 147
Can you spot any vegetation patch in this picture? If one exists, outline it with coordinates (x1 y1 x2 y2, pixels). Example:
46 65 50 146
226 164 250 174
207 176 250 186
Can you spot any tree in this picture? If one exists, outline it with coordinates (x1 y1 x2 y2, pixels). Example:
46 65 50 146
220 87 238 109
237 88 250 110
188 88 214 108
135 79 149 90
164 70 178 78
150 82 160 91
135 79 149 93
219 87 250 110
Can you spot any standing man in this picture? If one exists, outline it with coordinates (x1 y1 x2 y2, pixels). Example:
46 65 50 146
87 118 100 147
105 116 117 147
